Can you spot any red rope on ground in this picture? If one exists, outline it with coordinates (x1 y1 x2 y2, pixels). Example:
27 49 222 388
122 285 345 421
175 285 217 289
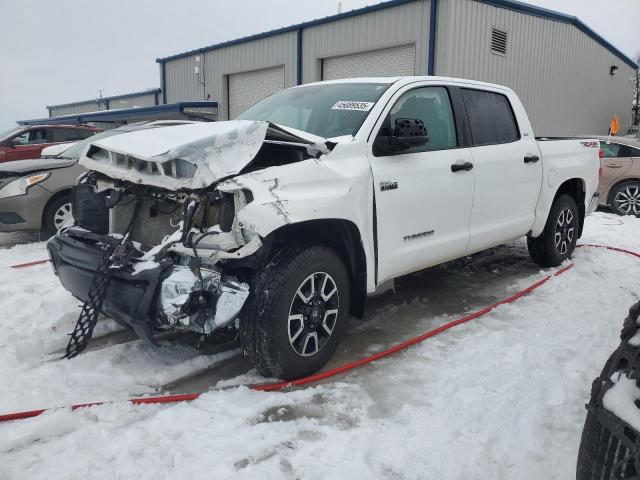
0 244 637 423
10 259 49 269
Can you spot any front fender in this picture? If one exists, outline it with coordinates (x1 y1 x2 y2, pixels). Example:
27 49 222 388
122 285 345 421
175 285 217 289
217 153 378 292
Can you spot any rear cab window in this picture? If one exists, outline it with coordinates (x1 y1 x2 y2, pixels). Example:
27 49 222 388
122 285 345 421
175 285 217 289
461 88 520 146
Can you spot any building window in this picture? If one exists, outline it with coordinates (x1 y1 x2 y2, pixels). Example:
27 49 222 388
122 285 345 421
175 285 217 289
491 28 508 56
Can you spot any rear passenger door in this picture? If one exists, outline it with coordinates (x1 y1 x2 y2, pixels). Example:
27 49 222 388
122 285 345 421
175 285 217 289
462 88 542 253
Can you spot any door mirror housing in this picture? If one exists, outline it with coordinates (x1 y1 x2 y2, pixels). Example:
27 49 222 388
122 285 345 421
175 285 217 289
374 118 429 155
9 138 22 148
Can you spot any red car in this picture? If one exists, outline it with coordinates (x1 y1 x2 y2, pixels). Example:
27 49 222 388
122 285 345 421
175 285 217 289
0 125 101 163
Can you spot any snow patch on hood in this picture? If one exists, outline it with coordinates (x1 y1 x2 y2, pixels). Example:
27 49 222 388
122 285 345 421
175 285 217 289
79 120 328 190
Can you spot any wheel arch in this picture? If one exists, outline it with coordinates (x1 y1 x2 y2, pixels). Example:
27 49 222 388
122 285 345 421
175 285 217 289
553 178 586 237
266 219 368 319
41 188 72 230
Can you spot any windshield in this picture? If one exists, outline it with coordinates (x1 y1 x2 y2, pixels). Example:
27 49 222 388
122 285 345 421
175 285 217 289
0 126 23 142
237 83 390 138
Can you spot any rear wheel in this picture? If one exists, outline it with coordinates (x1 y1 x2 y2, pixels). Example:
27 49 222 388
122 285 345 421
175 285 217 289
527 194 579 267
240 245 350 380
610 181 640 217
43 194 72 238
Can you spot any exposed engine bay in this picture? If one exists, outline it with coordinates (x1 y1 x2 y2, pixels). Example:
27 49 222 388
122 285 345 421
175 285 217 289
47 120 331 345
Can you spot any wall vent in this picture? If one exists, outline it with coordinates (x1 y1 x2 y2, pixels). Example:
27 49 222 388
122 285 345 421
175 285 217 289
491 28 508 56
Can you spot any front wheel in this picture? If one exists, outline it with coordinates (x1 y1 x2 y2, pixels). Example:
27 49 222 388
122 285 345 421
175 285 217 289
43 194 72 238
527 194 579 267
240 245 350 380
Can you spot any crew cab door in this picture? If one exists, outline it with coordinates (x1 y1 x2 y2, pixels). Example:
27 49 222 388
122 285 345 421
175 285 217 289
461 88 543 253
368 84 474 284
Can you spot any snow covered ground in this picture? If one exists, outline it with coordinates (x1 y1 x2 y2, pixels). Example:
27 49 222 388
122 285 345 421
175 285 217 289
1 212 640 479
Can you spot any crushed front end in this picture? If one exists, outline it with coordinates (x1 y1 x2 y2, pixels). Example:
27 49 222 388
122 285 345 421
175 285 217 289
47 120 328 348
47 176 257 344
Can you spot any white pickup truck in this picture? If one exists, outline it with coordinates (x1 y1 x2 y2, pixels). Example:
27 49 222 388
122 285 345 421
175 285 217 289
48 76 600 379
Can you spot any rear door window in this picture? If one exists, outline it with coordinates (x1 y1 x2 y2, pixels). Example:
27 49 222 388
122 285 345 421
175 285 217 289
49 128 90 142
74 129 96 140
461 89 520 145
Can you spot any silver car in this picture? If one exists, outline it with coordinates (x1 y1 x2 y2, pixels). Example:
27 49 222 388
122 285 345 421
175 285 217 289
0 120 199 237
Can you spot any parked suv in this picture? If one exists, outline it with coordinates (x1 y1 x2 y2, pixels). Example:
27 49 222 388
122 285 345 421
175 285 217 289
0 125 100 163
595 136 640 216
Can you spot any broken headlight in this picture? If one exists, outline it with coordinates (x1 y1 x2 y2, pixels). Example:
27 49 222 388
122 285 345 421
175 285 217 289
160 266 249 334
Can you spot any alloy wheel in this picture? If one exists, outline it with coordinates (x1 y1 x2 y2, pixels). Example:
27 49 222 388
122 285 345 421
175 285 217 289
614 184 640 216
554 208 575 255
287 272 339 357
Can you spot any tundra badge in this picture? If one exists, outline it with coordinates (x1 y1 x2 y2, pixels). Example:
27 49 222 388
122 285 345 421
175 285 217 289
380 180 398 191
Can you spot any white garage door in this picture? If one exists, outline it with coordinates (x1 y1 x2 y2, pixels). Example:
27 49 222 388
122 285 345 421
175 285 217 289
322 44 416 80
228 66 284 119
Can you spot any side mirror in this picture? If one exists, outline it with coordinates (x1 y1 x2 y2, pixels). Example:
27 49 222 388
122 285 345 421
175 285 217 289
9 139 22 148
374 118 429 155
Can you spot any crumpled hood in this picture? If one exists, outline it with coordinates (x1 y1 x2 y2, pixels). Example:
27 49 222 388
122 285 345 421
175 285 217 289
80 120 329 190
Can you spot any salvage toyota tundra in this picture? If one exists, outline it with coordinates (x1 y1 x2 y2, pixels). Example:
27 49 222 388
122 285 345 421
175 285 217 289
47 77 601 379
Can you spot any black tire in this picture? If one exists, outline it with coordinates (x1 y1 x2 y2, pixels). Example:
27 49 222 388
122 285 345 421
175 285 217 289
42 194 72 238
609 181 640 217
240 245 350 380
527 194 579 267
576 303 640 479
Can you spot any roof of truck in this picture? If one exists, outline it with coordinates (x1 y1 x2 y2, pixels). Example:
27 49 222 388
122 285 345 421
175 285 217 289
297 76 515 91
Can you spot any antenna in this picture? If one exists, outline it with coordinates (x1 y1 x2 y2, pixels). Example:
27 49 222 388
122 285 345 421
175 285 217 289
97 89 104 110
338 2 342 13
194 55 207 100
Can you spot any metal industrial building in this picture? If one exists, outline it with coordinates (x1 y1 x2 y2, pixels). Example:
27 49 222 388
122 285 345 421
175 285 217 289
37 0 637 136
47 89 162 117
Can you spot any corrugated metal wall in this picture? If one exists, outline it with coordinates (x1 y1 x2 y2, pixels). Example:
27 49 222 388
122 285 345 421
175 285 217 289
49 102 104 117
163 31 297 119
321 43 417 80
301 0 430 83
436 0 634 136
106 92 157 110
48 92 158 117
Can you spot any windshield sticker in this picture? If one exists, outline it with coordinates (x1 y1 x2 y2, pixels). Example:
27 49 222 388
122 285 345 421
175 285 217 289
331 101 375 111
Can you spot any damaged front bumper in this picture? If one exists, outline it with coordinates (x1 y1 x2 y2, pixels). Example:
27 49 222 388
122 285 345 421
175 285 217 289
47 228 249 343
